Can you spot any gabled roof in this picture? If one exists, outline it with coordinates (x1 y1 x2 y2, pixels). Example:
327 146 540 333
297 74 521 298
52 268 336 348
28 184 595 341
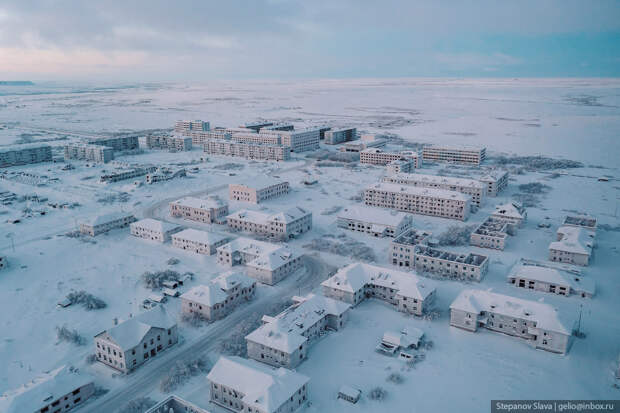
508 259 595 296
83 211 134 227
207 356 309 413
0 143 51 153
97 306 176 350
549 226 594 255
366 182 470 202
384 172 484 189
218 237 301 271
181 272 254 307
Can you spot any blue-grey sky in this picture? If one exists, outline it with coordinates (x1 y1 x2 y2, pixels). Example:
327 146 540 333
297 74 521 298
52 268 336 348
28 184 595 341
1 0 619 80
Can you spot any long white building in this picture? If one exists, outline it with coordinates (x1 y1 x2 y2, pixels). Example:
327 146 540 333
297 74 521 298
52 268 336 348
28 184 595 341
188 129 231 145
226 207 312 240
64 143 114 163
324 127 357 145
422 144 486 166
0 143 52 168
229 179 289 204
207 356 309 413
507 259 595 298
266 128 321 152
382 172 486 207
175 120 210 135
321 263 437 316
549 225 594 266
360 148 421 168
470 216 511 250
145 135 192 151
130 218 183 242
337 204 413 237
246 293 350 368
86 136 139 152
205 139 291 161
450 289 574 354
412 245 489 281
364 182 471 221
170 195 229 224
79 212 136 236
171 228 230 255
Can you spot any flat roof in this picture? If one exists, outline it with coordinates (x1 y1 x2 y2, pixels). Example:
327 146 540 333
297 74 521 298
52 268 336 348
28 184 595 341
171 195 227 210
338 204 411 227
366 182 471 202
384 172 484 189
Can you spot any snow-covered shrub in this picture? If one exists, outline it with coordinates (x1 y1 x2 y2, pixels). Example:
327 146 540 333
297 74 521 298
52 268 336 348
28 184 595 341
181 311 208 328
386 373 405 384
490 155 582 170
512 193 540 208
437 225 476 246
369 387 388 400
141 269 180 290
159 358 211 393
303 236 376 261
85 354 98 364
56 325 85 346
517 182 551 194
117 397 156 413
167 257 180 265
66 290 107 310
92 385 109 398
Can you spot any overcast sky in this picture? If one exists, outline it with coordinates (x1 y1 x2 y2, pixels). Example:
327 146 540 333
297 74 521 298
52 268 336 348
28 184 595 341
1 0 619 81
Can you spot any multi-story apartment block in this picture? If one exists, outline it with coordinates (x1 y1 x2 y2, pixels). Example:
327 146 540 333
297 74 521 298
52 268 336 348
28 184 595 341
79 212 136 236
450 289 574 354
246 294 350 368
261 128 321 152
321 263 437 317
364 182 471 221
181 271 256 320
259 123 295 132
337 204 413 237
491 202 527 227
226 207 312 240
422 144 486 166
324 127 357 145
188 129 232 145
207 356 309 413
386 158 415 174
216 237 303 285
340 138 386 153
389 228 432 267
94 306 178 373
231 132 282 145
0 143 52 168
86 136 139 152
145 135 192 151
130 218 183 242
563 215 597 231
169 195 229 224
549 225 594 266
383 172 486 207
205 139 291 161
507 259 594 298
0 366 94 413
412 245 489 281
171 229 230 255
479 170 509 196
360 148 421 167
0 256 6 271
470 216 510 250
64 143 114 163
175 120 210 135
228 179 289 204
99 166 157 183
145 396 208 413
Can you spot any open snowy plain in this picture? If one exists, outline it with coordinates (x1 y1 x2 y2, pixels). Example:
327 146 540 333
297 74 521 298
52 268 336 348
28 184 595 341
0 78 619 412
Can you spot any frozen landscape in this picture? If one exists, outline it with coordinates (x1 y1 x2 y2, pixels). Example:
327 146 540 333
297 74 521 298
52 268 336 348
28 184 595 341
0 78 619 413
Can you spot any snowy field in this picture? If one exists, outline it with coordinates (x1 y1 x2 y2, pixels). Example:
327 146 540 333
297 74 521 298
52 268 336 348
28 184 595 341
0 78 619 412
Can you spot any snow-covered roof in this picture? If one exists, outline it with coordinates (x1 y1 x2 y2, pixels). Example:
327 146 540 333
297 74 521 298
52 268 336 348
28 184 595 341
97 306 176 350
450 289 573 334
0 143 51 153
424 144 485 151
231 177 288 190
207 356 309 413
218 237 301 271
181 271 254 306
383 172 484 189
549 226 594 256
492 202 526 219
0 366 93 413
131 218 181 234
227 207 310 225
338 204 411 227
563 215 597 230
172 228 228 245
322 263 436 301
339 385 361 399
366 182 470 202
382 327 424 348
508 260 595 296
479 170 508 182
245 294 350 353
82 211 134 227
171 195 227 210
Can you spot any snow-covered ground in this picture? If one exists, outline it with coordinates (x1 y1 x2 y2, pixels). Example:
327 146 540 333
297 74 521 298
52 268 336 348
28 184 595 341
0 78 619 412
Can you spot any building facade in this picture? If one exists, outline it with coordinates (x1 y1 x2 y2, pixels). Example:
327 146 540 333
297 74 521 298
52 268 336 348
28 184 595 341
549 226 594 266
86 136 139 152
364 182 471 221
389 228 432 267
412 245 489 281
79 212 136 236
324 127 357 145
0 144 53 168
64 143 114 163
469 216 510 250
130 218 183 242
205 139 291 161
145 396 208 413
228 180 289 204
145 135 192 151
99 166 157 183
479 170 509 196
226 207 312 240
360 148 421 167
422 145 486 166
261 128 321 152
188 129 231 145
175 120 210 135
386 158 416 174
337 204 413 237
169 195 229 224
507 259 594 298
171 229 230 255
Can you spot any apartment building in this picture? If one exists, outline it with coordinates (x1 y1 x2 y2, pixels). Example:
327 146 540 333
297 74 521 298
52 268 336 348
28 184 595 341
508 259 595 298
94 306 178 373
0 143 52 168
563 215 597 231
389 228 433 267
479 170 509 196
231 132 282 145
422 144 486 166
170 195 229 224
79 212 136 236
386 158 416 174
64 143 114 163
383 172 486 207
337 204 413 237
364 182 471 221
360 148 421 167
321 263 437 317
450 289 574 354
175 120 210 135
99 166 157 183
324 127 357 145
412 245 489 281
181 271 256 320
228 179 289 204
0 366 94 413
261 128 321 152
145 396 208 413
246 294 350 368
145 135 192 151
188 129 231 145
205 139 291 161
226 207 312 240
470 216 510 250
130 218 183 242
549 225 594 266
171 229 230 255
207 356 309 413
86 136 139 152
0 256 6 271
216 237 303 285
491 202 527 227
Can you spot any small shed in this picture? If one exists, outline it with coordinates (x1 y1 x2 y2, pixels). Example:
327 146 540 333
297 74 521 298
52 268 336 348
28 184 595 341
148 293 167 303
162 288 180 297
162 280 179 289
338 385 361 404
57 298 72 308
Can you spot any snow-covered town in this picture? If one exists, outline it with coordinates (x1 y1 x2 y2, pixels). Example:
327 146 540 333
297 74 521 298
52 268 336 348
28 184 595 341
1 3 620 413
